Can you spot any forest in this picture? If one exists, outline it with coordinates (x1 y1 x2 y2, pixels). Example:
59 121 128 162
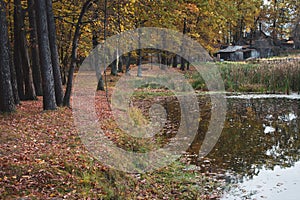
0 0 299 112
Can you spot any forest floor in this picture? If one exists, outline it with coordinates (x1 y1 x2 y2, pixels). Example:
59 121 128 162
0 69 226 199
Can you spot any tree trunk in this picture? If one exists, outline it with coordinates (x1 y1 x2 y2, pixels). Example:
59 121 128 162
28 0 43 96
117 55 123 73
9 42 20 105
63 0 93 107
172 54 178 68
126 52 131 76
293 18 300 49
111 50 118 76
14 0 36 101
94 49 105 91
91 7 105 91
35 0 57 110
97 75 105 91
161 51 167 70
46 0 64 106
20 12 37 100
186 51 190 71
0 0 16 113
116 0 123 73
7 1 18 104
137 29 142 77
180 58 186 71
13 0 24 100
137 49 142 77
180 18 187 71
160 31 167 68
186 60 190 70
61 53 68 85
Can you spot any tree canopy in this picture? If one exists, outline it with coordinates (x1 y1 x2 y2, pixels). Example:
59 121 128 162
0 0 299 112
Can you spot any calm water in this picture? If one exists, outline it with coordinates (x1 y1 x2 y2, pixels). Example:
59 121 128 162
161 94 300 199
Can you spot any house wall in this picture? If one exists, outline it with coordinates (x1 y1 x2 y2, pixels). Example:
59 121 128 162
230 52 243 61
219 52 231 60
251 50 260 58
258 48 273 58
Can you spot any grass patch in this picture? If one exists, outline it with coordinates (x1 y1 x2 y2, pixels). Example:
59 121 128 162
132 89 174 99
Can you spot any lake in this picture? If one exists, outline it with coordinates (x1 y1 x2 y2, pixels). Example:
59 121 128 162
157 93 300 199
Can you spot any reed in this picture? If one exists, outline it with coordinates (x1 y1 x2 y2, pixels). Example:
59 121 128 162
191 60 300 94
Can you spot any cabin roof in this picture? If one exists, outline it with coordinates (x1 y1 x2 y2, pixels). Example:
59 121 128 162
217 46 244 53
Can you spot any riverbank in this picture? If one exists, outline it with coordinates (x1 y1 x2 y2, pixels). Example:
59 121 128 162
0 95 225 199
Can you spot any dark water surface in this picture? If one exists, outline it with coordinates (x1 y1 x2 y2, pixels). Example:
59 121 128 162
162 94 300 199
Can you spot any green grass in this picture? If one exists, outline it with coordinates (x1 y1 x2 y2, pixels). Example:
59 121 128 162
132 90 174 99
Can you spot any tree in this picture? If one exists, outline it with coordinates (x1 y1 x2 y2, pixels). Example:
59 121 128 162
63 0 94 107
91 3 105 91
0 0 16 113
14 0 37 101
110 50 118 76
260 0 296 40
180 17 187 71
125 52 131 75
46 0 64 106
293 17 300 49
13 0 24 100
290 1 300 48
28 0 43 96
35 0 57 110
9 42 20 105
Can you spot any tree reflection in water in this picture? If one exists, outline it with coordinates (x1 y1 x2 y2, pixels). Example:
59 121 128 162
132 95 300 183
187 97 300 183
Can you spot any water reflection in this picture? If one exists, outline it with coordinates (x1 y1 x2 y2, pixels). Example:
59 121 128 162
222 161 300 200
163 95 300 198
133 94 300 198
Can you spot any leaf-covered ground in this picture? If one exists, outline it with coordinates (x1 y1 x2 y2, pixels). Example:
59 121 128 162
0 73 226 199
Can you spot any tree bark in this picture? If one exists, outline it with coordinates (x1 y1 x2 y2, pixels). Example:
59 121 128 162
9 42 20 105
293 17 300 49
116 0 123 73
125 52 131 75
46 0 64 106
35 0 57 110
6 1 18 103
97 75 105 91
180 57 186 71
28 0 43 96
20 13 37 100
13 0 24 100
111 50 118 76
172 54 178 68
137 29 142 77
63 0 93 107
180 18 187 71
14 0 37 101
117 55 123 73
0 0 16 112
92 6 105 91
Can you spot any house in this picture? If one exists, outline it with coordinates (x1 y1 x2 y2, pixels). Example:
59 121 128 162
216 45 259 61
250 31 280 58
216 28 284 61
